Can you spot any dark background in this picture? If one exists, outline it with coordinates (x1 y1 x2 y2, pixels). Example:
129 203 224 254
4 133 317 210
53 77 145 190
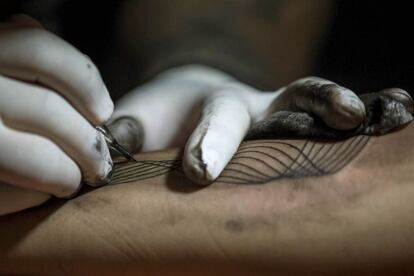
1 0 413 96
316 1 413 95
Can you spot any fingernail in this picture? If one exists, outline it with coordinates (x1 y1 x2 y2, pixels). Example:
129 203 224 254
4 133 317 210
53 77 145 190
333 93 366 129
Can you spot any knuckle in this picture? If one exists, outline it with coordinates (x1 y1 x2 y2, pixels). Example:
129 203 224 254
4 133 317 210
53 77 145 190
289 77 340 103
34 90 81 130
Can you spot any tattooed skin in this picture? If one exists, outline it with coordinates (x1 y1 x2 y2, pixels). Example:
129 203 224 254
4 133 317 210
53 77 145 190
118 0 333 89
109 86 410 185
110 135 370 185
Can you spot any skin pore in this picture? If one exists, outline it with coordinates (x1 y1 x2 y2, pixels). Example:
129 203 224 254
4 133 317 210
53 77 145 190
1 123 414 275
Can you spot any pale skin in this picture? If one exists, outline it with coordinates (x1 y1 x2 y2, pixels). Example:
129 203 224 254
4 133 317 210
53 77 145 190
1 123 414 275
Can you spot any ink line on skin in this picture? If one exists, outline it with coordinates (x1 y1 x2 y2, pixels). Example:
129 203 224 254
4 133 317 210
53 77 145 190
109 136 370 185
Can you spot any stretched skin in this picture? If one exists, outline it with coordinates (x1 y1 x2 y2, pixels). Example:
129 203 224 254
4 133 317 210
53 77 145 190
1 123 414 275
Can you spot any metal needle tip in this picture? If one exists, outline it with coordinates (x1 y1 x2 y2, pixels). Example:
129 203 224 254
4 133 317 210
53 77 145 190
97 125 138 162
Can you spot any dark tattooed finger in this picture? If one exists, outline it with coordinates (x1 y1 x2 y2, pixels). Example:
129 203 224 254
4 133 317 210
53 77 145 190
358 90 413 135
246 111 355 140
273 77 366 130
107 116 144 157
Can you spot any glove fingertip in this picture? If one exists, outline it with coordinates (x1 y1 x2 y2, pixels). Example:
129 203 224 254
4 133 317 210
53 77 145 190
107 116 144 156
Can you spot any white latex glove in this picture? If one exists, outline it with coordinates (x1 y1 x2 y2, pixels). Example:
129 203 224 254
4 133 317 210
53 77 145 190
112 64 401 186
0 15 114 215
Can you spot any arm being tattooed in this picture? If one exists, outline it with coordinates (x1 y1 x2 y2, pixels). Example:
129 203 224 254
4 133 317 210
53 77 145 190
1 123 414 275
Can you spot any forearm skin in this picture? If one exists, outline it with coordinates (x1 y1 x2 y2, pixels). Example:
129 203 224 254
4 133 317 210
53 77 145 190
1 125 414 275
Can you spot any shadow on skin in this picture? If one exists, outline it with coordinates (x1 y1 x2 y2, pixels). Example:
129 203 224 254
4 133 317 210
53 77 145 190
0 197 64 252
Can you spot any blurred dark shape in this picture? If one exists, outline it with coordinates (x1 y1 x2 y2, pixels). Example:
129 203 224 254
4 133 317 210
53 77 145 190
316 1 413 95
1 0 412 96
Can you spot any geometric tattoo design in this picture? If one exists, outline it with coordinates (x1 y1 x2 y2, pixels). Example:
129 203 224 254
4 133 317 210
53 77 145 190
217 135 370 184
110 160 183 185
110 136 370 185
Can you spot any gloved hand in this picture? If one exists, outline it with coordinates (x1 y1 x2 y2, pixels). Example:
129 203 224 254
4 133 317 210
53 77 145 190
0 15 114 215
111 65 412 186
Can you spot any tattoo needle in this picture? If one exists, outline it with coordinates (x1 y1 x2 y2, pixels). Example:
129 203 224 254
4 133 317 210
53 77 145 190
96 125 138 162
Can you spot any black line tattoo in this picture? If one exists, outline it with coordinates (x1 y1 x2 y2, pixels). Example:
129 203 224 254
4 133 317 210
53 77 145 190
109 136 370 185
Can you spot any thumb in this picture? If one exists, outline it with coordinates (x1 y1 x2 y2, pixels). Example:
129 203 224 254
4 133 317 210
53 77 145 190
106 116 144 158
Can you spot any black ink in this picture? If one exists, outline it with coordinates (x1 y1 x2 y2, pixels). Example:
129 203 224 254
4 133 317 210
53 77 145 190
109 136 370 185
110 160 182 185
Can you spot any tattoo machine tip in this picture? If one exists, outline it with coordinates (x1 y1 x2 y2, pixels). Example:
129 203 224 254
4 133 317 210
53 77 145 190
96 125 138 162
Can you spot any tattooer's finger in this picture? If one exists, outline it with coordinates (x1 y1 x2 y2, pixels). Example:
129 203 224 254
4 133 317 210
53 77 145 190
0 24 113 125
6 14 43 28
246 111 345 140
379 88 414 114
275 77 366 130
0 182 51 216
184 93 251 186
0 75 113 186
0 122 82 198
107 116 144 157
359 88 413 135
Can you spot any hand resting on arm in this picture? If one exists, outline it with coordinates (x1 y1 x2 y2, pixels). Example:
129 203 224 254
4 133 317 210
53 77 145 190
1 123 414 275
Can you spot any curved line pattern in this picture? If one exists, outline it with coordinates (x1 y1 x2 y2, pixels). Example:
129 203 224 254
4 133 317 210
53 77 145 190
217 136 370 184
110 160 182 185
109 136 370 185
